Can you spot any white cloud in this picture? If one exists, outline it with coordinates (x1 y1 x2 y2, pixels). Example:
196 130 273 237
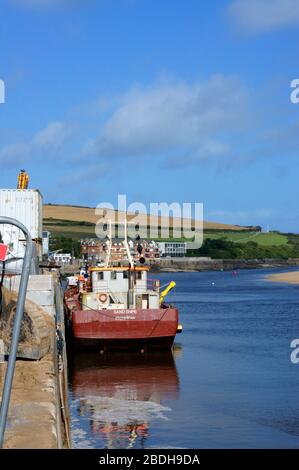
33 122 70 149
0 121 71 164
228 0 299 34
83 75 250 163
1 76 250 170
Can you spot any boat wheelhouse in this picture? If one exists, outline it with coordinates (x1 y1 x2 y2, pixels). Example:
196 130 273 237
81 266 160 311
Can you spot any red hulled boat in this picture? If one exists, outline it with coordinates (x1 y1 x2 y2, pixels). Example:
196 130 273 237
64 229 181 351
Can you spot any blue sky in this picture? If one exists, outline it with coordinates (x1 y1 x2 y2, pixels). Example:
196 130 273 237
0 0 299 232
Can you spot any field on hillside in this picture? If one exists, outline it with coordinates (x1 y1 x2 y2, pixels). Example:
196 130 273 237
44 226 96 240
204 231 288 246
44 204 249 232
44 223 288 247
44 205 299 260
43 220 249 241
43 206 288 247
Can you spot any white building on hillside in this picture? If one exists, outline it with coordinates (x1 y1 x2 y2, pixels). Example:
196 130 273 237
53 252 72 264
158 242 187 257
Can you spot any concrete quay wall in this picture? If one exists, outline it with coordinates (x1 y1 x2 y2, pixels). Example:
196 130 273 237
0 273 70 448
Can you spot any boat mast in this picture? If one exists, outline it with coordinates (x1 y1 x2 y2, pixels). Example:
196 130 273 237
105 217 134 268
105 219 112 267
124 217 134 267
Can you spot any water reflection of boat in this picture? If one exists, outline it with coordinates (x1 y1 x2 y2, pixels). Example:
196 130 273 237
70 352 180 449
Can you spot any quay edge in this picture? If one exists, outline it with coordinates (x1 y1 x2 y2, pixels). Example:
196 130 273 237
0 274 71 449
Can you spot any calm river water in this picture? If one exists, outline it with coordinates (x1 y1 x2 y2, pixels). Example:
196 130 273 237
68 268 299 449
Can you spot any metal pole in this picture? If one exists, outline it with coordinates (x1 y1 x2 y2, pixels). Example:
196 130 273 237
0 216 33 448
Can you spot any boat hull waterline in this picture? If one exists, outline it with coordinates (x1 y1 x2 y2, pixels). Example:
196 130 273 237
69 307 179 351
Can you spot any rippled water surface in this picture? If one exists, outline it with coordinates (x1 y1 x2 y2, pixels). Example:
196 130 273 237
68 268 299 449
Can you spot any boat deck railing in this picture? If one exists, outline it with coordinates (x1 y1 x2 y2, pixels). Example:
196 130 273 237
147 278 160 292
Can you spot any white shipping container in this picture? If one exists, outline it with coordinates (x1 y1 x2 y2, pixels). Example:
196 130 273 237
0 189 43 240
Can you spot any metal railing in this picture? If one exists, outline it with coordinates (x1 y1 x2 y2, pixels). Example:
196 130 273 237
0 217 33 448
147 278 160 292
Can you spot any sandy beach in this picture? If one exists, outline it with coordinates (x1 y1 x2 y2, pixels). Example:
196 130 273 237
267 271 299 285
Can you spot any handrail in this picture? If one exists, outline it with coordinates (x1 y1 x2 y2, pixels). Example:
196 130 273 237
0 216 33 448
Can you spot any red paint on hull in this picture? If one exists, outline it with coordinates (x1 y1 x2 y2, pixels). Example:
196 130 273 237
70 308 179 350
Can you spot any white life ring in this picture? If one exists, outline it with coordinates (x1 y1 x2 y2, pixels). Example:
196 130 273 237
99 293 108 303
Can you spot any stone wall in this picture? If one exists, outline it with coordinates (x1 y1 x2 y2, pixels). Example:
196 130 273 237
151 257 299 272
